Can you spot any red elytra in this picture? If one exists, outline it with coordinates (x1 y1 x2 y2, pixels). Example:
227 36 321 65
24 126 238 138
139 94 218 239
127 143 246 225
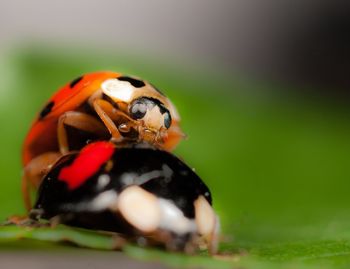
23 71 121 165
58 141 115 190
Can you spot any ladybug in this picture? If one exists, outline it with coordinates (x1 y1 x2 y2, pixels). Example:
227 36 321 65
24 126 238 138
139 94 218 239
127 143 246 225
31 141 220 253
22 72 184 210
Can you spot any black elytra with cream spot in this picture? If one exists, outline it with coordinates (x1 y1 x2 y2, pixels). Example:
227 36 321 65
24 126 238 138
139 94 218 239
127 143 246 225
33 147 212 234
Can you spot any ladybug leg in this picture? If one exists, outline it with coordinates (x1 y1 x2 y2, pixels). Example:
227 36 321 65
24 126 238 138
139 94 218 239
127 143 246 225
57 111 109 155
92 99 138 142
194 196 220 255
22 152 61 212
206 215 220 255
5 215 30 225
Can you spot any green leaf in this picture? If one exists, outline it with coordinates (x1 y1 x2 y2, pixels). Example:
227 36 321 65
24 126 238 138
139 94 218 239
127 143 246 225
0 225 119 250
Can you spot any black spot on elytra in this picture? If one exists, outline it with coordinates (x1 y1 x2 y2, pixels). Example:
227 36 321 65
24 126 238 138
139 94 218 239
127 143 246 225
70 76 83 88
118 76 145 88
39 101 55 119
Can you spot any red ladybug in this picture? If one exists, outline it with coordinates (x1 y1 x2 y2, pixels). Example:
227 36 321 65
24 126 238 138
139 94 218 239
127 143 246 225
22 72 184 210
32 141 220 254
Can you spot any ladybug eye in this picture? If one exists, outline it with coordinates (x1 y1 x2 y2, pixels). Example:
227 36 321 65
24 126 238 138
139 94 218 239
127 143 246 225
164 112 171 129
130 100 147 119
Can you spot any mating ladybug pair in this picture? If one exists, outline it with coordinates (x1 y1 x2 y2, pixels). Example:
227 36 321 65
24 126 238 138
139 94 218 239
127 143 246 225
22 72 219 253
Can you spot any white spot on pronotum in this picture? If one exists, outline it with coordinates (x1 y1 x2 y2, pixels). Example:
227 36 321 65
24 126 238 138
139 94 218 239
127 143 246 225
118 186 161 233
194 195 216 236
101 78 134 102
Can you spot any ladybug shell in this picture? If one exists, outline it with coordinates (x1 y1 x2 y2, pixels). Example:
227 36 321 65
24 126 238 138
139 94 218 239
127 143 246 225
23 72 120 165
33 142 215 251
23 72 181 165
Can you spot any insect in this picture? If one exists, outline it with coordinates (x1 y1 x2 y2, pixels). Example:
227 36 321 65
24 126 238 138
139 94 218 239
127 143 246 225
31 141 220 254
22 71 184 210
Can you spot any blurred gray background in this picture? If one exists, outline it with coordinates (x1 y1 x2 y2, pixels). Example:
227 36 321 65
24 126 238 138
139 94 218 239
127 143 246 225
1 0 350 93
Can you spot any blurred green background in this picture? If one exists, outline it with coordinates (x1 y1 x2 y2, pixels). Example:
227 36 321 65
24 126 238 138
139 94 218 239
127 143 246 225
1 45 350 268
2 1 350 268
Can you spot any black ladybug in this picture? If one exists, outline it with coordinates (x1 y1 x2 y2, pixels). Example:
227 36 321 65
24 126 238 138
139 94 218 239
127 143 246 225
32 141 219 253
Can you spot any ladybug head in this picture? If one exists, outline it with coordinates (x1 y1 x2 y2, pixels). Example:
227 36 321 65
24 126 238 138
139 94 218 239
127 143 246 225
101 77 177 144
128 97 172 141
